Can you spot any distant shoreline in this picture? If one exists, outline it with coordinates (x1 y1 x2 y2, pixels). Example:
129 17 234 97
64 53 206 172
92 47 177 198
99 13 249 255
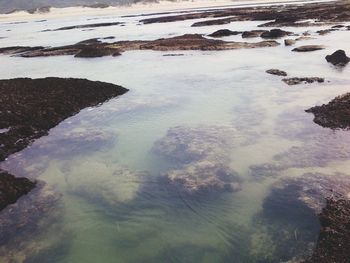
0 0 334 22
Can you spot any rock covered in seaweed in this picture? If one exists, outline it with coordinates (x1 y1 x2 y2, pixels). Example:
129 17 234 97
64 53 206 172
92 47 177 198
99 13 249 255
260 29 293 38
266 69 287 76
306 93 350 129
282 77 324 85
325 49 350 66
0 170 36 211
208 29 241 38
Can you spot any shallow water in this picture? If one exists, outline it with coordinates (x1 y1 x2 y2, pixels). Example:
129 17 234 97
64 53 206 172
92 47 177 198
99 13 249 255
1 4 350 263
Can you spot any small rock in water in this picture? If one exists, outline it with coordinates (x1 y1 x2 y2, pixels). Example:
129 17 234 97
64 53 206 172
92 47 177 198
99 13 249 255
208 29 241 38
282 77 324 85
266 69 287 76
260 28 293 38
325 49 350 66
241 30 268 38
292 45 325 52
306 92 350 129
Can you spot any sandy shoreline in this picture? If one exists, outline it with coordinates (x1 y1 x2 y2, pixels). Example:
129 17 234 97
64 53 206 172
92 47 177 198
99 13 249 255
0 0 334 22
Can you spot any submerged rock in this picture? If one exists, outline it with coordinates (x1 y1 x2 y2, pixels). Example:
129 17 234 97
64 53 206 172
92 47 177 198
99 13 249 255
208 29 242 38
282 77 324 85
154 125 241 194
325 49 350 66
0 181 64 262
258 173 350 262
64 160 145 207
260 29 293 38
292 45 325 52
266 69 287 76
306 93 350 129
165 160 241 194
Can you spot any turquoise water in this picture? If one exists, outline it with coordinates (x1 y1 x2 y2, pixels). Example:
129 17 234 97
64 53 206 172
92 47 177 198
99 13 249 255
1 4 350 263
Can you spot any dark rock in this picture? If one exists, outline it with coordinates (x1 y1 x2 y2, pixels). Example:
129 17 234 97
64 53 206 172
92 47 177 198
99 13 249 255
242 30 268 38
304 198 350 263
0 78 128 162
0 170 36 211
51 21 124 31
260 28 293 38
208 29 241 37
325 49 350 66
282 77 324 85
316 29 336 35
331 24 345 28
266 69 287 76
292 45 325 52
74 47 121 58
306 93 350 129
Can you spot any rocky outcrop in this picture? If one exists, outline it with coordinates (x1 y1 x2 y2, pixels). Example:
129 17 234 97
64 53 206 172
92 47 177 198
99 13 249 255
140 1 350 27
282 77 324 85
1 34 279 58
0 78 128 211
325 49 350 66
304 198 350 263
292 45 325 52
306 93 350 129
208 29 241 38
242 30 268 38
0 170 36 211
266 69 287 76
260 29 293 38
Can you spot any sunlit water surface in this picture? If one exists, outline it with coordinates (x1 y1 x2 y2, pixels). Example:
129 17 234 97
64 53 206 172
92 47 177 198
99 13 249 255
0 5 350 263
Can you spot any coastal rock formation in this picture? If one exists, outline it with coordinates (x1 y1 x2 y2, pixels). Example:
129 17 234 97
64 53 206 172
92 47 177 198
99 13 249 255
266 69 287 76
154 125 241 194
306 93 350 129
282 77 324 85
208 29 241 38
0 181 65 262
0 78 127 211
304 198 350 263
292 45 325 52
0 77 127 161
325 49 350 66
258 173 350 262
260 29 293 38
0 170 36 211
140 0 350 28
242 30 268 38
2 34 280 58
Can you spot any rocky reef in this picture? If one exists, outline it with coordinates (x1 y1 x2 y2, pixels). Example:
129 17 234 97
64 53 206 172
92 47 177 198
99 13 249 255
153 125 241 194
306 93 350 129
282 77 324 85
0 77 128 211
208 29 242 38
0 34 279 58
256 173 350 262
139 0 350 27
